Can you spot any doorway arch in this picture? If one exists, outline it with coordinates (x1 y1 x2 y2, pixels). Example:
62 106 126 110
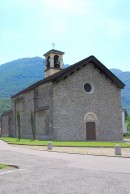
84 112 97 140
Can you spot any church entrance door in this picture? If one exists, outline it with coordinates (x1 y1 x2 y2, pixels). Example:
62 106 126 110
86 122 96 140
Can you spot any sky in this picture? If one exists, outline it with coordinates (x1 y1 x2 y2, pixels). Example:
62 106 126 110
0 0 130 71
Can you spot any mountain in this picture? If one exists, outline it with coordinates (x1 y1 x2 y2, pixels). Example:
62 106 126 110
110 69 130 113
0 57 44 98
0 57 130 113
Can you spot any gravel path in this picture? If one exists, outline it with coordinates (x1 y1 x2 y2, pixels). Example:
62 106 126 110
13 145 130 157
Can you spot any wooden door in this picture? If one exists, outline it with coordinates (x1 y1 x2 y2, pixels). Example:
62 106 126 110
86 122 96 140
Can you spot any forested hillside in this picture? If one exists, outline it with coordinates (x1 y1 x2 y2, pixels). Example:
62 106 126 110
0 57 130 120
0 57 44 98
111 69 130 113
0 98 11 117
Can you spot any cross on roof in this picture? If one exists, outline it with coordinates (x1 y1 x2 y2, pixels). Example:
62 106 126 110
52 43 55 49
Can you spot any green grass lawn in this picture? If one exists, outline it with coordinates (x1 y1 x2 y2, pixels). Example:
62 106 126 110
0 164 7 169
1 137 130 148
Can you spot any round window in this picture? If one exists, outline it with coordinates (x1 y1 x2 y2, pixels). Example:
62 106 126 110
84 83 92 93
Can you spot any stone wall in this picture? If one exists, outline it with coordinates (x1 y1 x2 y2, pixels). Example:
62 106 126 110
2 62 123 141
8 82 53 139
52 63 122 141
1 114 9 137
1 111 13 137
13 90 34 139
34 83 53 139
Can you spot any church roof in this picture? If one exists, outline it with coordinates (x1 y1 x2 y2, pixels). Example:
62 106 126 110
1 110 12 116
44 49 65 56
11 55 125 98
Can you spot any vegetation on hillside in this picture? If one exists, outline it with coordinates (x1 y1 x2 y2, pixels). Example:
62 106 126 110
111 69 130 113
0 57 44 98
0 98 11 119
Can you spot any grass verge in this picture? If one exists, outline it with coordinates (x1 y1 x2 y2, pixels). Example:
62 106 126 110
1 137 130 148
0 164 7 169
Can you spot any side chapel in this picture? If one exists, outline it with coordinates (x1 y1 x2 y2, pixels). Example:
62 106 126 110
1 49 125 141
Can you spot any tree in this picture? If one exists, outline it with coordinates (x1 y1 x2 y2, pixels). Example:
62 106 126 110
124 109 128 121
17 111 21 140
126 115 130 131
31 111 36 140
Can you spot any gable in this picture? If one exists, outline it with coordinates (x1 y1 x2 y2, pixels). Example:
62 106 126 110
53 62 121 96
52 56 125 89
11 55 125 98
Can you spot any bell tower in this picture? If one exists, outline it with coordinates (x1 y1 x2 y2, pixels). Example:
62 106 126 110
44 49 65 78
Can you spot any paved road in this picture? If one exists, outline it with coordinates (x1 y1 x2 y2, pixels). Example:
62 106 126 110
0 140 130 194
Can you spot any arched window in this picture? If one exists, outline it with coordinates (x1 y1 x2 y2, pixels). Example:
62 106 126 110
46 56 50 68
54 55 60 68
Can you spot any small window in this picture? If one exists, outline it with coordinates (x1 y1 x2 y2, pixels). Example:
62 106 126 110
84 83 92 93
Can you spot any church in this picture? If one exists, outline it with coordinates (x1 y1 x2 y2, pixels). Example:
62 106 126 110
1 49 125 141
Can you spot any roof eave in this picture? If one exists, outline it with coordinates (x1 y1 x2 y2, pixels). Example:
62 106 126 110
52 56 125 89
44 49 65 56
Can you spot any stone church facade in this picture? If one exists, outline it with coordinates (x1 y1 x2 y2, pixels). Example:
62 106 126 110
1 49 125 141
